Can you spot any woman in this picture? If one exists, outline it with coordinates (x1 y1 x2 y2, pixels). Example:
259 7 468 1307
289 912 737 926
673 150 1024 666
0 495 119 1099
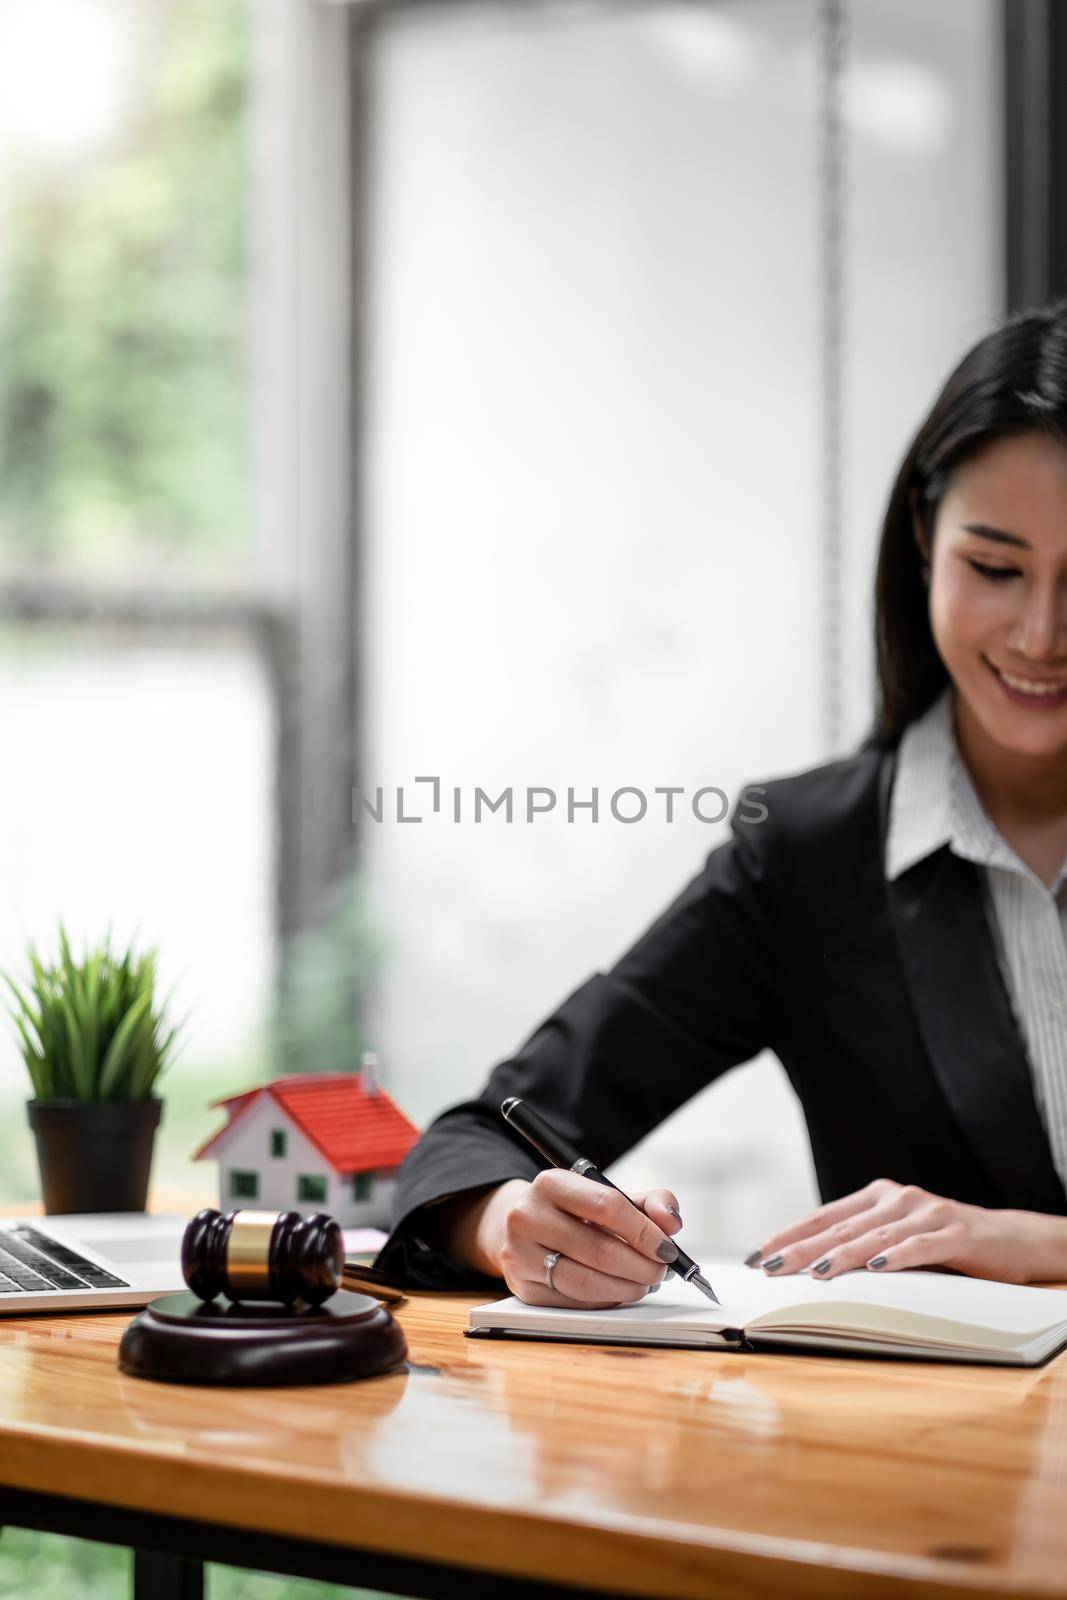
375 300 1067 1305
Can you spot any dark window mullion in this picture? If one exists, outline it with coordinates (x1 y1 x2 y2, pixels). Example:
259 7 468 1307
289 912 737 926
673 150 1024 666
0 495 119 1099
1005 0 1067 310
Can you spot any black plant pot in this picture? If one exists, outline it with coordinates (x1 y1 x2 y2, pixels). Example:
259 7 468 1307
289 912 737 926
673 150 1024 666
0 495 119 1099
27 1099 163 1214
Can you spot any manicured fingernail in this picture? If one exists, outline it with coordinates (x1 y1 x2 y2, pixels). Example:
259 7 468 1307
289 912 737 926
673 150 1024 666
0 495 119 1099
812 1257 831 1276
744 1249 763 1268
762 1254 784 1271
665 1205 683 1224
656 1238 679 1262
647 1282 660 1293
867 1255 887 1270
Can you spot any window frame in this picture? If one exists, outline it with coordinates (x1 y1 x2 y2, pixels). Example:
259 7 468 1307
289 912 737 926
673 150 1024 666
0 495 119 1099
0 0 360 956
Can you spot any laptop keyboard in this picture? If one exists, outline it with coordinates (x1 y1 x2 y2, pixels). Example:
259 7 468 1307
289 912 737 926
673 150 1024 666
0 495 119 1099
0 1225 129 1293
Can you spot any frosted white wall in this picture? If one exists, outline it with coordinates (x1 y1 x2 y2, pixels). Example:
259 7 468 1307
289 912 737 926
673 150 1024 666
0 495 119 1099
361 0 999 1249
840 0 1002 747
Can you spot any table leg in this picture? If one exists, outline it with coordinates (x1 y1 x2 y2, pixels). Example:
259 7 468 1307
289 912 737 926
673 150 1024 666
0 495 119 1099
133 1549 205 1600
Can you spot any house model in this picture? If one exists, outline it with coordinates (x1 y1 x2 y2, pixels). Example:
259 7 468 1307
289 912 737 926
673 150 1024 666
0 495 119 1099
194 1061 420 1229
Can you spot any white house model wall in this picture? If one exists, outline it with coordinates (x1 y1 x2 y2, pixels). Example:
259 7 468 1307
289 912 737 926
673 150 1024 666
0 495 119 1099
207 1092 398 1229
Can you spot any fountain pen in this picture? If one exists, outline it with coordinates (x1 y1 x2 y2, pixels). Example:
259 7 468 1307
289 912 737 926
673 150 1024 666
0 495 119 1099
500 1096 720 1304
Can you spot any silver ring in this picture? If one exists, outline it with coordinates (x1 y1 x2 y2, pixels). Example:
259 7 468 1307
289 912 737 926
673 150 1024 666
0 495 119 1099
543 1250 561 1291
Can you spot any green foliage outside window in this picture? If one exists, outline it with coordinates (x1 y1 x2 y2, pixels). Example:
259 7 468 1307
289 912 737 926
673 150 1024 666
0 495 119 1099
0 0 249 576
272 873 383 1077
0 1525 392 1598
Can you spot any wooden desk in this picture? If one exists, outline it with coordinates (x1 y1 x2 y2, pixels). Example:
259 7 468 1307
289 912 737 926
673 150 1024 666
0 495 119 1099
1 1287 1066 1600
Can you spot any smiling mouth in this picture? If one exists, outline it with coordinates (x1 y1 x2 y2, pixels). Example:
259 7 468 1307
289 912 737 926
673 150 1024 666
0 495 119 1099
984 656 1067 698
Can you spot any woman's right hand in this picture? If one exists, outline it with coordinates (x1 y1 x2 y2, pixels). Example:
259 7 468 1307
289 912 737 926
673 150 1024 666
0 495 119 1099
455 1170 685 1307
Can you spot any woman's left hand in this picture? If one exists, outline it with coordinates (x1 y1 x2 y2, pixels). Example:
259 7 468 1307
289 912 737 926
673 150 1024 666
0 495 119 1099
749 1178 1067 1286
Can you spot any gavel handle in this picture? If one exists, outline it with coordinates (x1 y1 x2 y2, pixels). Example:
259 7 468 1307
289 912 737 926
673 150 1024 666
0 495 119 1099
341 1264 408 1305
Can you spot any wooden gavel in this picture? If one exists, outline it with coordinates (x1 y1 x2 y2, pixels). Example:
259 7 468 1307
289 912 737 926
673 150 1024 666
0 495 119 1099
181 1208 407 1307
182 1208 344 1305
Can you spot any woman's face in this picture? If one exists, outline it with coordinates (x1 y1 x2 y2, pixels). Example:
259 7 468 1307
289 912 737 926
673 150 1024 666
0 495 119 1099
927 429 1067 761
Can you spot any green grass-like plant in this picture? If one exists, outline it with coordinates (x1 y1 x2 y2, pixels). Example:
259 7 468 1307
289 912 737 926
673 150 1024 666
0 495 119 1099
2 929 180 1103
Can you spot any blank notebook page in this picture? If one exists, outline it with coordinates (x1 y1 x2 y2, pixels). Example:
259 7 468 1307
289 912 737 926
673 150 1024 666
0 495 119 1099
472 1261 1067 1347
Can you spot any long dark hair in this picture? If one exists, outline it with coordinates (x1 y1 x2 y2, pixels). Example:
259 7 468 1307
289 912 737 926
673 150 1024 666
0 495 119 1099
872 299 1067 742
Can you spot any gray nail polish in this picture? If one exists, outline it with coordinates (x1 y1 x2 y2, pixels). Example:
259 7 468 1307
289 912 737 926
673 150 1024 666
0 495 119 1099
762 1253 784 1271
656 1238 679 1263
665 1205 683 1223
744 1250 762 1268
867 1255 887 1270
812 1257 831 1275
647 1282 660 1293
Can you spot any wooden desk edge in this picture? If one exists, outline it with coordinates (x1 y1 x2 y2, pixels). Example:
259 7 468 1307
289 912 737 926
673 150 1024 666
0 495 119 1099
0 1422 1053 1600
3 1283 1066 1600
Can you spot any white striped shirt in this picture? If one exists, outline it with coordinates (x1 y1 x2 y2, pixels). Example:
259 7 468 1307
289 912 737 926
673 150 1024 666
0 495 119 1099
885 685 1067 1191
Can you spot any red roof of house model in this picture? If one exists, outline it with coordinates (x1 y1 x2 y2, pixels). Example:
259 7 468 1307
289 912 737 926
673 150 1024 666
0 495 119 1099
194 1072 420 1174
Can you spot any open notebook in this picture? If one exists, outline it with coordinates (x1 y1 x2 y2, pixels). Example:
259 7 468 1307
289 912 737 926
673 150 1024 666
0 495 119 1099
466 1260 1067 1365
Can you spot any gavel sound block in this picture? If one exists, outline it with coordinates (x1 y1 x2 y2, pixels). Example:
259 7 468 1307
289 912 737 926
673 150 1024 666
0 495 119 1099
119 1209 408 1386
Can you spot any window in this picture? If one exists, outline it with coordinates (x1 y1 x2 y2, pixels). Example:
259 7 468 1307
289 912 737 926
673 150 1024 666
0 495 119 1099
297 1174 327 1203
270 1129 287 1159
351 1172 371 1202
0 0 252 583
0 0 284 1214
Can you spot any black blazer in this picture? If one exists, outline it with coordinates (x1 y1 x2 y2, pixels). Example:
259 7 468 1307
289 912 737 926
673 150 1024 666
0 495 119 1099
375 736 1067 1289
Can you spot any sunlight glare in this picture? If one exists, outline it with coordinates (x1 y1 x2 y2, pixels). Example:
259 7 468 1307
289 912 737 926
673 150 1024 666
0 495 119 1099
0 0 126 158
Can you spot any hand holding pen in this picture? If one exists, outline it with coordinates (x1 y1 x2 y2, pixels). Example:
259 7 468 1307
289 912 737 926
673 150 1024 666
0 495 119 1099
493 1098 719 1307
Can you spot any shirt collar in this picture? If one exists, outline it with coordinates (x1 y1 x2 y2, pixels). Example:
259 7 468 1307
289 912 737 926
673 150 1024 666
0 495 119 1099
885 685 1028 882
884 687 954 880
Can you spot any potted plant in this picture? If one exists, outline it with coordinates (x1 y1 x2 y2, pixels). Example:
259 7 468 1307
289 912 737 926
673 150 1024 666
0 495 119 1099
3 929 180 1213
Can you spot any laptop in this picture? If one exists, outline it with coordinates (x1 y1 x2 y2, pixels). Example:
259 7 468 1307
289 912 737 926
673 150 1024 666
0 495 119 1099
0 1213 186 1313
